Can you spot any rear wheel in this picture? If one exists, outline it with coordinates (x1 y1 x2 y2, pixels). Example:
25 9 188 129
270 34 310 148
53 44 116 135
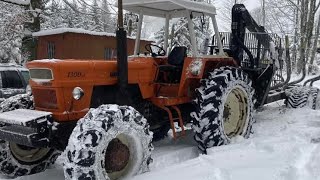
64 105 153 180
191 67 255 153
0 94 60 178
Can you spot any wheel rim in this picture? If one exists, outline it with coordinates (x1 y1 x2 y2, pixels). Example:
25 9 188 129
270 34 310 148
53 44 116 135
104 133 141 180
223 87 249 138
10 143 50 163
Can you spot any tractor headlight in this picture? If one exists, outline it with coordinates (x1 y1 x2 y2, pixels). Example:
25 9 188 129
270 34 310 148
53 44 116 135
189 59 203 76
72 87 84 100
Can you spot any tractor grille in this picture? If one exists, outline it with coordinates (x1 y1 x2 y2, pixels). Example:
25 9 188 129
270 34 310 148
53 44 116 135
33 89 58 109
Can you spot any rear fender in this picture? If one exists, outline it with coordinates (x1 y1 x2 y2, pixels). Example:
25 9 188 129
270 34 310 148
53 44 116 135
178 57 238 97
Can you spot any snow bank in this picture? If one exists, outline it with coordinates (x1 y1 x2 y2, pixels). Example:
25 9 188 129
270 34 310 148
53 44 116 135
131 105 320 180
4 90 320 180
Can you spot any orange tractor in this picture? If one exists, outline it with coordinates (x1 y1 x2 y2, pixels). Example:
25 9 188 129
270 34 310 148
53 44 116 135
0 1 313 180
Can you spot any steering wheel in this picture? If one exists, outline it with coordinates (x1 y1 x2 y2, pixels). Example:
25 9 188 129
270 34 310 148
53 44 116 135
145 44 166 57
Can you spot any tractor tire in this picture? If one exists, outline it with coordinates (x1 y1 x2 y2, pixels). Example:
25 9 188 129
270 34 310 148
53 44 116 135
191 66 255 153
64 105 153 180
0 94 60 178
285 86 320 109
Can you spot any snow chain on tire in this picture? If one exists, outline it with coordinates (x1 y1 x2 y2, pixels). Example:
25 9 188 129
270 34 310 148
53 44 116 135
191 66 255 153
0 94 34 113
64 105 153 180
0 94 60 178
285 86 320 110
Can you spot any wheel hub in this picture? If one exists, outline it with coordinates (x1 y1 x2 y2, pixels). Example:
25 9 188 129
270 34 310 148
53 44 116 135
9 143 50 163
223 87 248 138
105 138 130 173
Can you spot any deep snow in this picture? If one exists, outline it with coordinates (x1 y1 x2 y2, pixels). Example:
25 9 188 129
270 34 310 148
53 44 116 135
3 99 320 180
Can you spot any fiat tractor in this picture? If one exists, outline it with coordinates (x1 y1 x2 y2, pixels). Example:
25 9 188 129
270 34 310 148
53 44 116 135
0 0 318 179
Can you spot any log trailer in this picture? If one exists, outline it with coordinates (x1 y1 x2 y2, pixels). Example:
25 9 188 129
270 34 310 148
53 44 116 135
0 0 318 179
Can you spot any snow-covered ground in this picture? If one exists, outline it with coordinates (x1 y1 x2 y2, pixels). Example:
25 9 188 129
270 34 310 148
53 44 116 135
4 100 320 180
1 77 320 180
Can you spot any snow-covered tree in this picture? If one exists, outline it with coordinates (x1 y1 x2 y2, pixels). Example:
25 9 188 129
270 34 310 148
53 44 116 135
250 0 320 75
0 0 48 63
218 0 246 31
61 0 116 33
41 0 65 29
0 0 30 5
101 0 114 32
0 2 25 64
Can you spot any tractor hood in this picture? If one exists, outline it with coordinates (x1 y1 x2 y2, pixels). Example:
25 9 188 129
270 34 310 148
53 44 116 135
26 58 156 88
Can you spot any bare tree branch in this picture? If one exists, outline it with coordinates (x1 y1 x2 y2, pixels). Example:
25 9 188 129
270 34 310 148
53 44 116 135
315 1 320 11
76 0 116 15
285 0 301 12
61 0 117 16
61 0 95 16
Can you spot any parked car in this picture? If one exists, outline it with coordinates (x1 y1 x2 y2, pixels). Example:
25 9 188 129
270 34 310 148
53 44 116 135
0 64 30 102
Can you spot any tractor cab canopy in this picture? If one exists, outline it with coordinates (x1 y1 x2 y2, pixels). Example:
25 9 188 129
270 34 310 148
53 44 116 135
122 0 224 56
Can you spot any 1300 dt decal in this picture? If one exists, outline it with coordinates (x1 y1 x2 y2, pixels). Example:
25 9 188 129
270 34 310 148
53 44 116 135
67 72 85 78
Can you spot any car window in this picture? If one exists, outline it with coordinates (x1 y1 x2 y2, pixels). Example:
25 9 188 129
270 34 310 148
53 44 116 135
1 71 23 88
20 70 30 84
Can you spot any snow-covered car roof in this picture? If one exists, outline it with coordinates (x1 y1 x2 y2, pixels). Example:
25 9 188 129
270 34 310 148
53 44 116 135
122 0 216 18
0 64 27 71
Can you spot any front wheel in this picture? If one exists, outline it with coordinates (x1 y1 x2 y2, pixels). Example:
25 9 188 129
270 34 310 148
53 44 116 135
191 67 255 153
0 141 60 178
0 94 60 178
64 105 153 180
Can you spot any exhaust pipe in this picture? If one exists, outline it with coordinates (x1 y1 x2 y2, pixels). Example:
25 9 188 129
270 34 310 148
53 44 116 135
116 0 130 105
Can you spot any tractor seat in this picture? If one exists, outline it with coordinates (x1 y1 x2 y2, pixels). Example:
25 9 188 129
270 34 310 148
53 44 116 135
157 46 187 83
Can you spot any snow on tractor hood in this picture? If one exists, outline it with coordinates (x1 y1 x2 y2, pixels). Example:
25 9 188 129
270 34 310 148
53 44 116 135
121 0 217 18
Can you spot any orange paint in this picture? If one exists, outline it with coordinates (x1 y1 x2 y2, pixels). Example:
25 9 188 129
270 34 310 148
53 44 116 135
27 56 237 122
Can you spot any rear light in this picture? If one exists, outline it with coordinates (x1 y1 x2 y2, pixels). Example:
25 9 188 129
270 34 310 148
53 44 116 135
33 89 58 109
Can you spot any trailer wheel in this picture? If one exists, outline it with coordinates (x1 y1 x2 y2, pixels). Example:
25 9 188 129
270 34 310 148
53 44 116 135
285 86 320 109
64 105 153 180
0 94 60 178
191 67 255 153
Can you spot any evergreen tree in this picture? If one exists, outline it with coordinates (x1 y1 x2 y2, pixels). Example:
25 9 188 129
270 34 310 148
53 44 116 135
101 0 114 33
41 0 65 29
90 0 103 31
